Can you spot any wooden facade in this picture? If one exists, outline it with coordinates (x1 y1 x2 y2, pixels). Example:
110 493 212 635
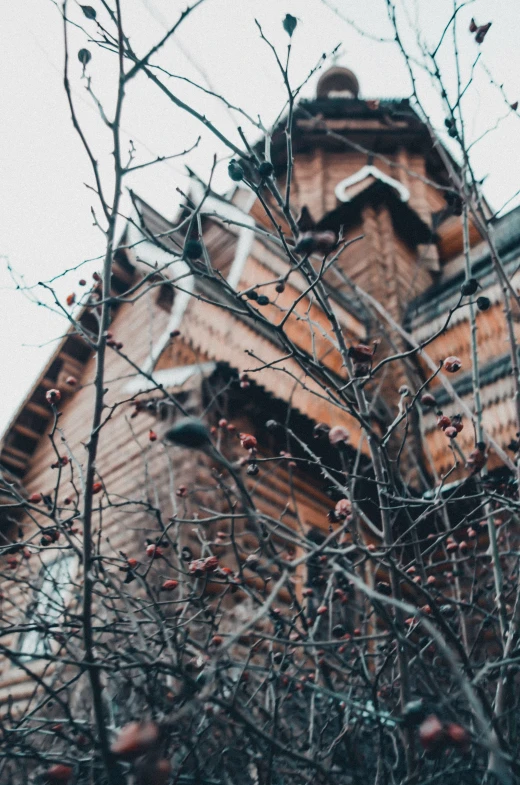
1 66 519 717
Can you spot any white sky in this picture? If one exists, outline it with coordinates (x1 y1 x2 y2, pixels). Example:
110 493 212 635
1 0 519 435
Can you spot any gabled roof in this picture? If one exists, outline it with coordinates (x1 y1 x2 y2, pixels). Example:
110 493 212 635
316 180 434 247
334 164 411 203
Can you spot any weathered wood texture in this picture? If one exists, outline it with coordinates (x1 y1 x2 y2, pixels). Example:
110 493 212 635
0 280 338 707
1 85 516 719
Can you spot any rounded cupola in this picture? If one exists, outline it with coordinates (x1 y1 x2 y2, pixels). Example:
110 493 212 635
316 67 360 99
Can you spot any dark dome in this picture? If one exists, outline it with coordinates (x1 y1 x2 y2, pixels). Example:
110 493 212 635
316 67 360 99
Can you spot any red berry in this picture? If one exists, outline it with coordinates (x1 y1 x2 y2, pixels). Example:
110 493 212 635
218 418 228 428
453 418 464 433
149 430 158 442
76 733 89 748
188 559 205 576
446 722 470 750
419 715 446 752
46 764 73 783
444 356 462 373
204 555 219 572
328 425 350 447
467 445 487 472
65 376 78 386
211 635 223 646
445 426 458 439
317 605 327 615
110 721 159 760
146 759 171 785
46 389 61 405
92 482 103 494
146 544 163 558
239 433 257 450
161 579 178 591
66 293 76 307
79 278 87 286
348 343 374 363
421 393 436 408
437 414 451 430
334 498 352 520
314 230 337 253
127 558 138 569
28 492 42 503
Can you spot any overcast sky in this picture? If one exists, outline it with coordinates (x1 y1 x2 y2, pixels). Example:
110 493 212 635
1 0 519 435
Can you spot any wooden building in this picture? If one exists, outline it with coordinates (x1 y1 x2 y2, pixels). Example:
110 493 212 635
0 66 519 728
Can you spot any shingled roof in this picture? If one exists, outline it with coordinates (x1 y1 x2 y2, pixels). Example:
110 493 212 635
406 203 520 330
0 253 136 477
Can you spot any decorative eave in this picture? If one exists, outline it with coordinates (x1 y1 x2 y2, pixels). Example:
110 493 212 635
316 180 434 247
123 193 371 454
127 180 369 342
